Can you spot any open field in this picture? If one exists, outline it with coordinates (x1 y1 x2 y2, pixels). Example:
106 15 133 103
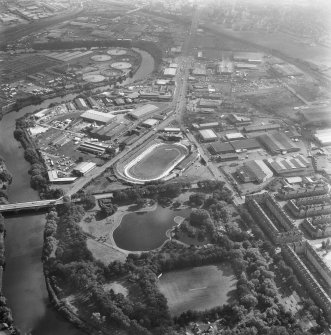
125 143 188 181
158 264 237 316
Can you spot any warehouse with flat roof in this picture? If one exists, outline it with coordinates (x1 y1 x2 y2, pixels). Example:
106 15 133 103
258 132 299 154
163 68 176 77
199 129 218 142
314 129 331 146
209 142 234 155
243 124 281 133
265 155 312 176
73 162 96 176
231 138 261 151
237 159 273 183
81 110 117 125
128 104 159 120
225 132 245 141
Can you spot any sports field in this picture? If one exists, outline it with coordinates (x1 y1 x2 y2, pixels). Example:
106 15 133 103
125 144 187 181
158 264 236 316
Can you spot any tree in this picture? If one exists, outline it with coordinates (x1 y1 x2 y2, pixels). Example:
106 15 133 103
82 192 96 209
189 193 205 206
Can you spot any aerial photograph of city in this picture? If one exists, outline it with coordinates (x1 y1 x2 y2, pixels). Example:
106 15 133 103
0 0 331 334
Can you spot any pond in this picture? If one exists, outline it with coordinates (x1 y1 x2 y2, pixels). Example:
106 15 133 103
113 205 190 251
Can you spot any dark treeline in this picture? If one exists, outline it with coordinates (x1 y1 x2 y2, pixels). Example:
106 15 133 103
0 159 12 203
14 116 64 199
0 213 20 334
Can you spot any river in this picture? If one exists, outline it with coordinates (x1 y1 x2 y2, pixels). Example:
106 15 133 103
0 48 154 335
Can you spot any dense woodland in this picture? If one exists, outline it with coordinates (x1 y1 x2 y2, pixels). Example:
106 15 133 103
0 158 12 204
43 180 328 335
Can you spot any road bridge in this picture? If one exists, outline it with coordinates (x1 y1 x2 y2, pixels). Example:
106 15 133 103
0 198 64 214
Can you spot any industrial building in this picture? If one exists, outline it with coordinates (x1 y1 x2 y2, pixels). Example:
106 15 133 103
233 52 263 63
313 128 331 146
237 159 273 183
47 170 77 184
78 142 108 155
141 118 158 128
225 132 245 141
209 138 260 155
197 122 220 129
163 68 176 77
209 142 234 155
128 104 159 120
227 114 251 126
243 124 281 133
198 99 221 108
81 110 117 125
75 98 89 110
90 122 126 140
199 129 218 142
217 61 234 74
265 155 312 176
73 162 96 176
231 138 261 152
258 132 300 154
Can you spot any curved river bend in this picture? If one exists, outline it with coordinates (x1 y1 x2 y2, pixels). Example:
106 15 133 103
0 48 154 334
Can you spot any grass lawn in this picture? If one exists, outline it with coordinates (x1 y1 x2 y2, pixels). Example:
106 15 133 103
158 264 237 316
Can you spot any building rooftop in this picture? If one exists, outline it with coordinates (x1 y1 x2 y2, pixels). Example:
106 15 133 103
81 110 116 124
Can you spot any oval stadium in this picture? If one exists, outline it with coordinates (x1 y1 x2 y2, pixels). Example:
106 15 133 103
123 143 188 183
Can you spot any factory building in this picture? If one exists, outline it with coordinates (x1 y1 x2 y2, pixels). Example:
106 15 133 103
87 97 99 109
265 155 312 177
75 98 89 110
217 61 234 74
243 124 281 133
227 114 251 126
196 122 220 129
209 142 234 155
231 138 261 152
198 129 218 142
81 110 117 125
128 104 159 120
237 160 273 183
233 52 263 63
198 99 221 109
47 170 77 184
73 162 96 176
163 68 177 77
90 122 126 140
258 132 300 154
141 118 158 128
225 132 245 141
313 128 331 146
78 142 108 155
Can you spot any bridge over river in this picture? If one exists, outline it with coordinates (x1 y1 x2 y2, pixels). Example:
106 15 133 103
0 192 115 214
